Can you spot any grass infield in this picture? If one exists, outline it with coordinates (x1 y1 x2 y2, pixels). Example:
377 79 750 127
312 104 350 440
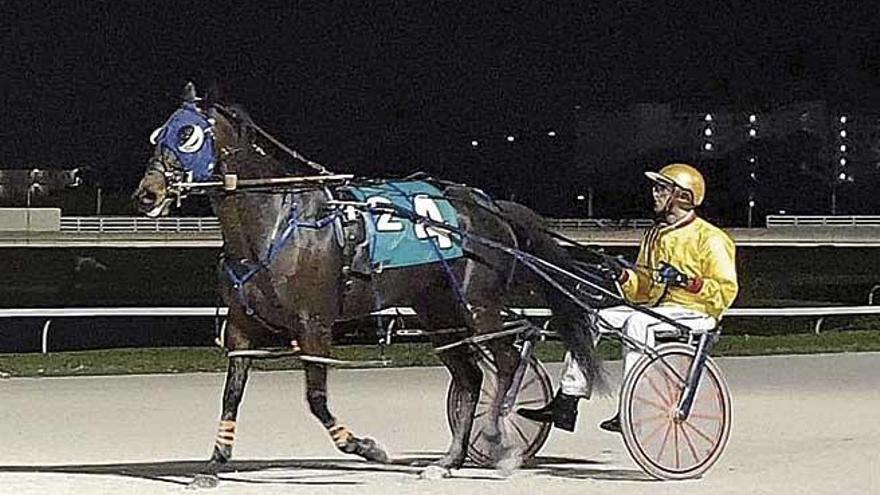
1 330 879 378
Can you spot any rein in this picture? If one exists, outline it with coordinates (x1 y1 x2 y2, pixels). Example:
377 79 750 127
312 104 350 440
223 190 343 331
212 103 334 177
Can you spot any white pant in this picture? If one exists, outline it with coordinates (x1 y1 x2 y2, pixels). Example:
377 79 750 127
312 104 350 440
560 305 716 397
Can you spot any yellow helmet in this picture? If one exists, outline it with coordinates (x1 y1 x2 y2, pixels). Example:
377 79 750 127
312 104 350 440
645 163 706 207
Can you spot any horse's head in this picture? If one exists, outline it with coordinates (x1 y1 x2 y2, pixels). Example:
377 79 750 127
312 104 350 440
133 82 242 217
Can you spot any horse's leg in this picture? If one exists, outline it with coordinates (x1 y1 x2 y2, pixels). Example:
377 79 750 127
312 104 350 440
189 356 252 489
300 331 389 463
484 334 522 469
427 340 483 473
467 304 521 466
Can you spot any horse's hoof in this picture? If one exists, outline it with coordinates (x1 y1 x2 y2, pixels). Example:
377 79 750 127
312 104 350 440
419 465 451 480
187 474 220 490
359 437 390 463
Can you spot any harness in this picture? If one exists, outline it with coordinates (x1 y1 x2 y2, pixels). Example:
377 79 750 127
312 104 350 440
222 189 343 333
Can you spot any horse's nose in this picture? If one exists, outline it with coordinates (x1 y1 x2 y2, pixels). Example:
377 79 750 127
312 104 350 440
133 187 157 210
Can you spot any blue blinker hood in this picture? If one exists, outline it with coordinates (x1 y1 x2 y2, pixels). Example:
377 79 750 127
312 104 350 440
151 102 216 181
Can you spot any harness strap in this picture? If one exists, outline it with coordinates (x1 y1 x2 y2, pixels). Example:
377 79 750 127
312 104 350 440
222 192 342 333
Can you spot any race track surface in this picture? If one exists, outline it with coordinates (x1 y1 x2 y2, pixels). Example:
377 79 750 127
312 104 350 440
1 353 878 494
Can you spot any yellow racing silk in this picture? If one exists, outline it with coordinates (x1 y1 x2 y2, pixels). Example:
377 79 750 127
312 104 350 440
620 212 738 320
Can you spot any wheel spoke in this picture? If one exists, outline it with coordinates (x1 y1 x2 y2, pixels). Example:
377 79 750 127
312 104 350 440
634 393 670 412
682 419 717 445
632 412 666 427
509 418 530 445
519 374 537 391
637 418 669 446
644 374 672 407
656 423 673 461
674 423 681 469
680 421 702 464
688 412 724 421
658 362 678 399
661 369 684 404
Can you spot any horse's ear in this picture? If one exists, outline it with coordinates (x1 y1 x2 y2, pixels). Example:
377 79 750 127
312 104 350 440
182 81 200 103
205 80 225 106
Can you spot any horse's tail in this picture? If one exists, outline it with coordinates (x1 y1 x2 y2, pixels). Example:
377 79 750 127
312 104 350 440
496 201 606 396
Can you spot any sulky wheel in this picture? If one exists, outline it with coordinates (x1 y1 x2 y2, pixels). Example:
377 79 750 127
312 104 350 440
619 342 732 480
446 351 554 467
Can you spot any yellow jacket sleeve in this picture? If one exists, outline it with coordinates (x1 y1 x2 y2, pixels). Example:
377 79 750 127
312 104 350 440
620 231 654 304
697 231 739 318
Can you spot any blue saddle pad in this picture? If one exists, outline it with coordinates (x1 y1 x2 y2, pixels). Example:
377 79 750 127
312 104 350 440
345 181 463 269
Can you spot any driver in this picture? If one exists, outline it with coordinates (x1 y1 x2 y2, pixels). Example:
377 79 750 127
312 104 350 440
518 163 738 433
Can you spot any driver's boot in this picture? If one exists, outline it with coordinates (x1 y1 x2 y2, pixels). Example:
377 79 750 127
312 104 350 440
517 390 580 432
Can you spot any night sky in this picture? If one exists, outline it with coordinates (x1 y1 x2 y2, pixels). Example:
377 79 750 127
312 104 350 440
2 2 878 217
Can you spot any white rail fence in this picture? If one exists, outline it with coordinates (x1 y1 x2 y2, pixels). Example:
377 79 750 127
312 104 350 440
2 305 879 354
60 217 221 233
56 215 880 233
766 215 880 227
56 217 654 233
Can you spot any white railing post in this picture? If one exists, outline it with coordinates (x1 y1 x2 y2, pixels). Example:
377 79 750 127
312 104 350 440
41 319 52 354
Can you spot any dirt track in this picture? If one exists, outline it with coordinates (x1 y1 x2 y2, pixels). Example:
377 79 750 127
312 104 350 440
0 353 878 494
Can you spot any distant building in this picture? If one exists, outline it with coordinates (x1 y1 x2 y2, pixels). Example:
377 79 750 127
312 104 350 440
0 168 83 206
576 101 880 224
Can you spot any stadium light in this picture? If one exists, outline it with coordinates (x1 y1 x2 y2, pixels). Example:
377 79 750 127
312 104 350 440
471 140 479 147
749 128 757 137
506 135 515 142
704 142 713 151
838 172 847 181
840 130 847 138
547 130 557 137
749 114 757 123
704 128 713 137
840 144 847 153
840 115 847 124
840 158 847 166
704 113 713 122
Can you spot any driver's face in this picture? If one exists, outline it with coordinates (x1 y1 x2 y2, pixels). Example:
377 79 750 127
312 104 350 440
652 182 673 213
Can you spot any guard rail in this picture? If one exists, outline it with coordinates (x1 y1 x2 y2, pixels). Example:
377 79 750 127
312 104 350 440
2 305 878 354
766 215 880 228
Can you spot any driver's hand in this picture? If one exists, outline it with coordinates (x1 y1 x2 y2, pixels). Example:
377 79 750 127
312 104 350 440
603 254 629 279
657 262 689 286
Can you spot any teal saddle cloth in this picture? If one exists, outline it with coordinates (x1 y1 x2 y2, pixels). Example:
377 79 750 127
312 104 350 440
343 181 464 270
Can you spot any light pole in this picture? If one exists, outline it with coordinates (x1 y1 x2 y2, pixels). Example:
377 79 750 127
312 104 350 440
747 196 755 228
831 183 837 215
587 187 594 218
26 182 40 232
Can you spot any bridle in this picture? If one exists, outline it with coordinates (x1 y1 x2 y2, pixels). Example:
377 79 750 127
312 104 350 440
144 101 339 213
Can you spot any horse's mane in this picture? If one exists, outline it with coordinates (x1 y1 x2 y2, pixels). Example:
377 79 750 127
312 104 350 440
211 102 324 177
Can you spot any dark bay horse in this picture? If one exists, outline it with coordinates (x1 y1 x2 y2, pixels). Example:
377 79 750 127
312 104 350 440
134 84 602 487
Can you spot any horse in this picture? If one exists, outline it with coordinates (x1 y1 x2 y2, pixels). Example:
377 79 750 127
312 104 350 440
133 83 603 487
